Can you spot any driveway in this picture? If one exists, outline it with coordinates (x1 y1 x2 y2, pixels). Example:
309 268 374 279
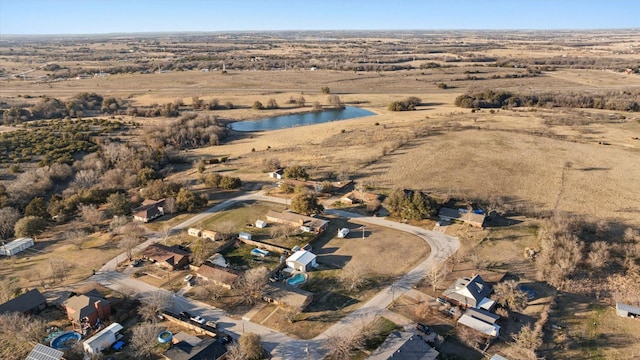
91 191 459 360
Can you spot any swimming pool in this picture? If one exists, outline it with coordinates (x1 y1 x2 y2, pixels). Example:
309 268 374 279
50 331 81 350
286 273 307 286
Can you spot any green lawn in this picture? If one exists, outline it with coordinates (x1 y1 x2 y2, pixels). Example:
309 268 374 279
199 201 285 233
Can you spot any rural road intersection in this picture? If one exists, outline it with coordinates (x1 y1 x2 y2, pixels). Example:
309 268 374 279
93 191 459 359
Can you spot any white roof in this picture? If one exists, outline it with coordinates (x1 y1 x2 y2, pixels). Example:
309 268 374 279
26 344 64 360
1 237 34 255
490 355 508 360
458 314 500 337
286 250 316 265
84 322 123 347
478 297 496 310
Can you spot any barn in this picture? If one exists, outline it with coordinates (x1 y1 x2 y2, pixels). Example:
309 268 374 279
0 237 34 256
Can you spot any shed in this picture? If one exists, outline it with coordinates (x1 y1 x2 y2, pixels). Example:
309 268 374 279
239 232 252 240
458 314 500 337
83 322 123 355
286 250 317 272
463 308 500 325
263 282 313 309
337 228 350 238
0 237 34 256
187 228 202 237
616 302 640 318
255 220 267 228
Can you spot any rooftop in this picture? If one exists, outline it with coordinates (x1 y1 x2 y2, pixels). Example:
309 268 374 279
0 288 46 315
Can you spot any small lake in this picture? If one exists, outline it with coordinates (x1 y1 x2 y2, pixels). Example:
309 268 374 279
228 106 375 132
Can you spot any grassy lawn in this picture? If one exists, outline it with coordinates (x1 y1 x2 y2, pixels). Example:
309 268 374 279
220 242 282 271
199 201 285 233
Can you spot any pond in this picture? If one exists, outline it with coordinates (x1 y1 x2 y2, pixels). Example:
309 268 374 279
228 106 375 132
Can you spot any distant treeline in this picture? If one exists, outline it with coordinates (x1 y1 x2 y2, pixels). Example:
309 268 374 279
455 90 640 112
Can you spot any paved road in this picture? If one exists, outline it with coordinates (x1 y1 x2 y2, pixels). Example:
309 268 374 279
92 191 458 359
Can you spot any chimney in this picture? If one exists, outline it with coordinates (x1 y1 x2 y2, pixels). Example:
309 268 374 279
94 300 105 320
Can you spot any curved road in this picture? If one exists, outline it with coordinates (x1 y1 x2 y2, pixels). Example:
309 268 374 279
93 191 459 359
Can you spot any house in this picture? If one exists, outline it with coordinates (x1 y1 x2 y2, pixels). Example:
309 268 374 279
133 198 165 222
458 313 501 337
442 274 493 309
196 264 240 289
367 331 439 360
269 169 285 180
266 210 329 233
163 336 227 360
25 344 64 360
0 237 34 256
201 230 220 241
340 191 380 205
0 288 47 315
63 289 111 330
188 228 202 237
83 322 123 355
263 282 313 310
286 250 317 272
255 219 267 228
142 243 191 270
438 208 486 228
616 302 640 318
463 308 500 324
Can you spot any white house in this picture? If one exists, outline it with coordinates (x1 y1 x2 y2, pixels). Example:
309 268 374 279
1 237 34 256
83 322 123 355
286 250 317 272
269 169 284 180
188 228 202 237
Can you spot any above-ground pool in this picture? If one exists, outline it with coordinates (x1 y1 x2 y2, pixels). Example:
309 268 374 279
158 330 173 344
287 273 308 286
50 331 82 350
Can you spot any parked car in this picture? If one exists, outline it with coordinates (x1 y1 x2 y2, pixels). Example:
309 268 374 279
416 323 431 334
130 259 141 267
221 334 232 344
436 297 448 305
112 340 126 351
191 315 206 325
205 320 218 329
179 311 193 319
184 274 193 282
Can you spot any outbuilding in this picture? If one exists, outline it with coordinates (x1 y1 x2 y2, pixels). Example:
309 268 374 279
0 237 34 256
239 232 252 240
83 322 123 355
616 302 640 318
255 220 267 228
286 250 317 272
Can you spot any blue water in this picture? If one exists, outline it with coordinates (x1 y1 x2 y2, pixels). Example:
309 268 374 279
50 331 81 350
287 273 307 286
229 106 375 132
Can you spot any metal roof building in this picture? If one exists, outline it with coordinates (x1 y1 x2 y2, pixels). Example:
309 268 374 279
0 237 34 256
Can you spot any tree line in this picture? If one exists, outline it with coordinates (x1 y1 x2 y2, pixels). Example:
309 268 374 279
455 89 640 112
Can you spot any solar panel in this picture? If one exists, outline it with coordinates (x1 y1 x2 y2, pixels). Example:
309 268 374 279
25 343 64 360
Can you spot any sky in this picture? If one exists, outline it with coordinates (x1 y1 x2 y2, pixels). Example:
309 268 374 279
0 0 638 35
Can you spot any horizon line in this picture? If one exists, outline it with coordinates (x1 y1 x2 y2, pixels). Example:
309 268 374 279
1 27 639 37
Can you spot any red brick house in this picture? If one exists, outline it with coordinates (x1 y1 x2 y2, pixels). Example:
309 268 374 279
142 243 191 270
63 289 111 330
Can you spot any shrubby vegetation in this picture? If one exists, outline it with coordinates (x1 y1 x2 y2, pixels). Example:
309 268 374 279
388 96 422 111
455 89 640 112
144 113 228 150
384 188 438 220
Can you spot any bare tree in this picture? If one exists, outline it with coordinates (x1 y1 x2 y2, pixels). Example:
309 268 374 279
121 222 145 260
510 324 541 360
427 264 448 292
587 241 610 270
65 227 88 250
0 312 46 359
535 227 583 289
239 332 263 360
138 291 170 323
80 204 104 227
164 196 177 214
237 266 269 305
493 280 529 312
457 325 484 350
283 305 302 323
323 322 375 360
0 278 19 303
339 263 369 292
225 343 245 360
468 252 487 271
0 207 20 240
130 323 164 358
191 237 214 266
